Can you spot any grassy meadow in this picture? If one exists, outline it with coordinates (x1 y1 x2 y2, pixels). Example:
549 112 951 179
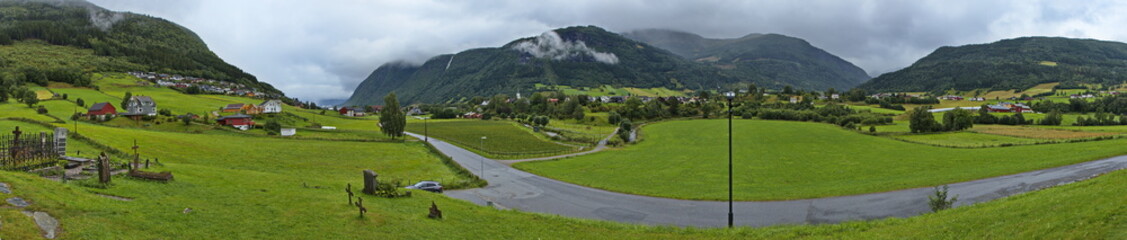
405 119 578 159
515 119 1127 201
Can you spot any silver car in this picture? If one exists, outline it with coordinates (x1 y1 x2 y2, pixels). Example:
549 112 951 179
406 181 443 193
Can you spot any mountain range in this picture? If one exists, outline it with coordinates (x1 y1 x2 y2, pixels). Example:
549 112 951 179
859 36 1127 93
344 26 870 106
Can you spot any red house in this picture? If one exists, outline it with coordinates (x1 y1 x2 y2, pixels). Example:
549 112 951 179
339 107 352 115
216 114 255 131
87 102 117 121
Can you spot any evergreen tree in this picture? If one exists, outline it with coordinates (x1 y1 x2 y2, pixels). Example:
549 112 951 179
379 92 406 139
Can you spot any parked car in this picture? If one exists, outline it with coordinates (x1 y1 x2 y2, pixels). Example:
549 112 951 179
406 181 443 193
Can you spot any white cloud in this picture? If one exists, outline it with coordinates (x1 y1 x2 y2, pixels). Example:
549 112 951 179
86 0 1127 103
512 31 619 64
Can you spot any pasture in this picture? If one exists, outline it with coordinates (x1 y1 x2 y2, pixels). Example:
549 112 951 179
515 119 1127 201
405 119 578 159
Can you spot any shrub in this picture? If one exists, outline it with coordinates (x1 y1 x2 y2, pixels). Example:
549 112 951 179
928 185 958 212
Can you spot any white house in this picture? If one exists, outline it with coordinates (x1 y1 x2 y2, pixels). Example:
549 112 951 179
260 99 283 113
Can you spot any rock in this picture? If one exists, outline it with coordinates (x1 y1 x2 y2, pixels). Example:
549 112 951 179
31 211 59 239
6 197 29 208
0 182 9 194
183 208 192 214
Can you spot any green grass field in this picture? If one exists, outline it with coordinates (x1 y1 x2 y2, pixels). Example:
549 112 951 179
515 119 1127 201
405 119 578 159
0 102 1122 238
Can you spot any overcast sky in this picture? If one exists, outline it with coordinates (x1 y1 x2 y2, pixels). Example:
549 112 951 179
87 0 1127 103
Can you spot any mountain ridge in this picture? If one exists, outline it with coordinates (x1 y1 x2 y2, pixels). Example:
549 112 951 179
858 36 1127 93
345 26 869 106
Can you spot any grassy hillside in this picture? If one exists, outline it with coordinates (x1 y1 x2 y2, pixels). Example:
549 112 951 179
516 119 1127 200
860 37 1127 93
0 1 279 95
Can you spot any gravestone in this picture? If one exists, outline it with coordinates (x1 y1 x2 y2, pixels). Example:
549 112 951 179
53 128 67 156
362 170 378 195
97 153 111 184
428 201 442 219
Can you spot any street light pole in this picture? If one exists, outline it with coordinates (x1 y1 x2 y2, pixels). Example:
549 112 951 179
725 91 735 228
424 117 428 142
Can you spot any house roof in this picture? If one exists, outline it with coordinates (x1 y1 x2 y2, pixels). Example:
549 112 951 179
217 114 253 120
132 96 155 105
88 102 112 112
260 99 281 106
224 103 245 110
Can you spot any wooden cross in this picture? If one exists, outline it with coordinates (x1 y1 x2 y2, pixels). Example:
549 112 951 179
12 126 21 138
355 197 367 218
132 139 140 170
346 183 354 205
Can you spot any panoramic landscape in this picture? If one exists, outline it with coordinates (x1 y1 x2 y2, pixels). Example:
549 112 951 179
0 0 1124 239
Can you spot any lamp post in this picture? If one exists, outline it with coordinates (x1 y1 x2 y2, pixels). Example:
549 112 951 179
724 91 735 228
480 136 487 178
423 117 429 142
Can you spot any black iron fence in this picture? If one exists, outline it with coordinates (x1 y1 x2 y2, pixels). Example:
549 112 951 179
0 129 58 171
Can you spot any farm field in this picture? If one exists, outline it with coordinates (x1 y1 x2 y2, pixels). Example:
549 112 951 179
0 115 1122 239
890 132 1045 147
405 119 578 159
515 119 1127 201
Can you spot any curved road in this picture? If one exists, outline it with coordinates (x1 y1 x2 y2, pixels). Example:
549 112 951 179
405 132 1127 227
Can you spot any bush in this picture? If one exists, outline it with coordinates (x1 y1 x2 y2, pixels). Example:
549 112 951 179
928 185 958 212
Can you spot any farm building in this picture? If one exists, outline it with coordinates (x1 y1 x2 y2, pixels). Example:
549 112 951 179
987 102 1034 113
223 103 245 113
260 100 283 113
339 107 354 116
216 114 255 130
87 102 117 121
242 104 262 115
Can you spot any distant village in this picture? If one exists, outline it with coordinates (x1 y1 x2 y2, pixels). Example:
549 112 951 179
128 71 279 99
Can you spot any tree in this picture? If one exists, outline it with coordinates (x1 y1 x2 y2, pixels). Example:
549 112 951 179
608 111 622 125
975 105 997 124
21 89 38 107
379 92 406 139
942 108 974 131
75 98 85 107
908 106 941 133
617 119 633 143
121 91 132 110
181 115 192 126
264 120 282 133
928 185 958 212
1039 110 1063 125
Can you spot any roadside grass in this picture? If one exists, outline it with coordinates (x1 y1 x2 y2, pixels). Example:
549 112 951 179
515 119 1127 201
405 120 577 159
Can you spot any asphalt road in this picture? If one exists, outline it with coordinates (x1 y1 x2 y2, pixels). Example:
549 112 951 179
405 132 1127 227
